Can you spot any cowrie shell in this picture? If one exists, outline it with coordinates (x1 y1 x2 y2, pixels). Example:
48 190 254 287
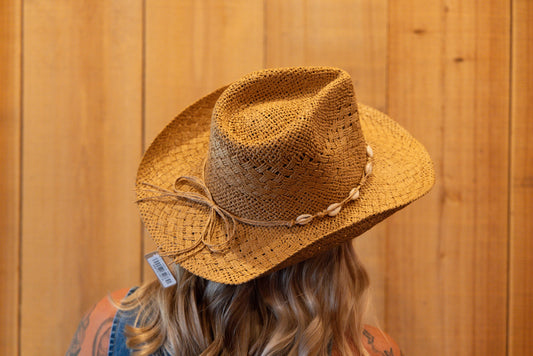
366 145 373 158
349 188 360 200
365 162 373 175
327 203 342 216
295 214 313 225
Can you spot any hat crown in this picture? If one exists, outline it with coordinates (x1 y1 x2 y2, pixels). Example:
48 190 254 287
205 67 368 221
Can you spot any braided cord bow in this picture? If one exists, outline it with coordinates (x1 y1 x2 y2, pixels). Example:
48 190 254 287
137 176 294 260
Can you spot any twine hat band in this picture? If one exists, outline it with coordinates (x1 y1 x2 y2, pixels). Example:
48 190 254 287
138 144 374 262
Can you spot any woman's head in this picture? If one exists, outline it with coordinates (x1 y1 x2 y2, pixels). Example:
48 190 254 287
125 67 434 355
122 241 369 355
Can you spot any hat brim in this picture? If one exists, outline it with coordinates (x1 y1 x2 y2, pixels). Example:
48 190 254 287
136 86 435 284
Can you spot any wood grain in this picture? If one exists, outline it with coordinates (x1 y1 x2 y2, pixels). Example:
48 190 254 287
265 0 389 327
387 1 510 355
21 1 143 354
6 0 530 353
265 0 388 111
143 0 264 281
0 0 21 354
509 0 533 353
385 5 444 353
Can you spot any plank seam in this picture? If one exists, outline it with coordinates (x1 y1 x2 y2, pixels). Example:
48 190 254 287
262 0 267 69
505 0 514 355
384 0 390 330
18 1 24 355
140 0 147 283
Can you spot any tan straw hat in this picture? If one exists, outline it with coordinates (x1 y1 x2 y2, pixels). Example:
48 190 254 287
136 67 434 284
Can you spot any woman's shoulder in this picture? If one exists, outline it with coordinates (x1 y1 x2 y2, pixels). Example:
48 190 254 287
361 325 402 356
66 288 131 356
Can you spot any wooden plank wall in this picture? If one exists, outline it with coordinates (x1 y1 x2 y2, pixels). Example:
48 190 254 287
1 1 531 355
388 1 511 355
21 1 143 354
0 1 21 355
509 0 533 354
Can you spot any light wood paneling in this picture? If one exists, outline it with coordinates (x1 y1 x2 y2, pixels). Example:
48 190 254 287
22 1 143 354
264 0 389 327
0 0 21 354
143 0 264 281
388 1 510 355
386 3 448 353
265 0 388 111
509 0 533 353
3 0 531 354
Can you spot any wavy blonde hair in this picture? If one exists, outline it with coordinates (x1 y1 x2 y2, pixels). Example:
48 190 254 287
119 241 369 356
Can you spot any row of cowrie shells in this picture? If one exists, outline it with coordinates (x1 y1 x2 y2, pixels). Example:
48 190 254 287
295 145 373 225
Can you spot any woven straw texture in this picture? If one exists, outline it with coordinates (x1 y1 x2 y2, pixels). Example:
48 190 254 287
136 67 434 284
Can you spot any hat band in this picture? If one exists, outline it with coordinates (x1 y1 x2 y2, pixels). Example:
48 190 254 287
137 145 374 261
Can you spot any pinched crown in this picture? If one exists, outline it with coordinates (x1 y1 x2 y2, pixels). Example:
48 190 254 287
204 67 368 221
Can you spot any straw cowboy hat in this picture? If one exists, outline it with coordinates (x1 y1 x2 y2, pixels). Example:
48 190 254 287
136 67 434 285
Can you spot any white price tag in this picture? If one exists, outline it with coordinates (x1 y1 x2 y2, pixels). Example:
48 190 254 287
145 252 177 288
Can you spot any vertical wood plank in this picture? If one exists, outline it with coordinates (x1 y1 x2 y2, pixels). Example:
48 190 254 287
264 0 389 326
0 0 21 354
386 4 445 353
509 0 533 353
143 0 264 281
387 1 510 355
22 1 143 354
265 0 388 111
